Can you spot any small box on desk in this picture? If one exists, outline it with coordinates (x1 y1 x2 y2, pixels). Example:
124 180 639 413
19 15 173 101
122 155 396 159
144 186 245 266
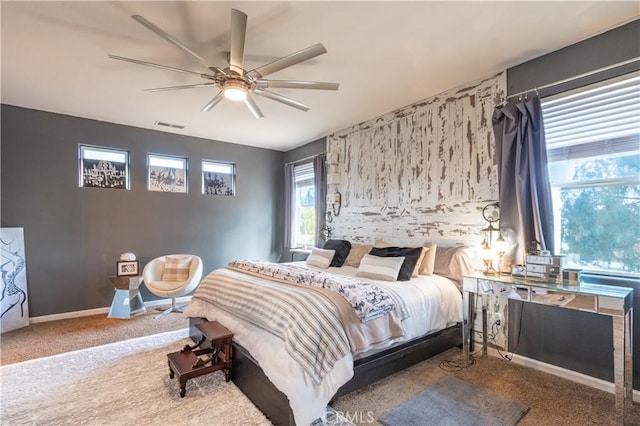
526 254 565 267
524 254 565 281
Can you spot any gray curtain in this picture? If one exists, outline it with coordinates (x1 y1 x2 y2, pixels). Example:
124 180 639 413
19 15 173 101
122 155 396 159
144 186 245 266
313 154 327 247
492 96 555 264
283 163 294 250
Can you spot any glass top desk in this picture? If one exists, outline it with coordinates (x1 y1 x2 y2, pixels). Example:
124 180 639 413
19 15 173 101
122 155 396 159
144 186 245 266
462 273 633 425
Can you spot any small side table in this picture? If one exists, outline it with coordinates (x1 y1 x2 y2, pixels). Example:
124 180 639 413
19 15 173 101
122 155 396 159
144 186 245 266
167 321 233 398
107 276 146 319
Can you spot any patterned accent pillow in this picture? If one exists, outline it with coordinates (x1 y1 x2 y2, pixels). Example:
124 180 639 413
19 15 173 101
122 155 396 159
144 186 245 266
306 248 336 269
369 246 424 281
344 244 373 267
356 254 405 281
323 239 352 267
162 256 192 281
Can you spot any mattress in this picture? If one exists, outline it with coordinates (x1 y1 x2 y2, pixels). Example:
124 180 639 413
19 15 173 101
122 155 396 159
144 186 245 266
184 262 462 425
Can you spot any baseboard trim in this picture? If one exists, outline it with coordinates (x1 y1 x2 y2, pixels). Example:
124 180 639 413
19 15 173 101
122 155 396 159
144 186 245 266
30 307 110 323
486 347 640 402
29 296 192 323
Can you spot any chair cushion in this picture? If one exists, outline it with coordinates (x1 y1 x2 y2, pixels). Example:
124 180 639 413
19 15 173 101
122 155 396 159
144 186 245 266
147 280 189 292
162 256 193 281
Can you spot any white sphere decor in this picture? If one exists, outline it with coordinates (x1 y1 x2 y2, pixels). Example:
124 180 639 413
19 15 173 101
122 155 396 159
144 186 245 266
119 252 136 261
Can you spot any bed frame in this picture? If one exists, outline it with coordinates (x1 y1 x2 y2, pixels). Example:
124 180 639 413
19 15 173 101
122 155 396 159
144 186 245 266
189 317 462 426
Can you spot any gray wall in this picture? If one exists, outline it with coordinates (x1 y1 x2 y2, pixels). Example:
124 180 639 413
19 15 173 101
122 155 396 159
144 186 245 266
505 19 640 388
1 105 284 317
283 137 326 164
508 19 640 97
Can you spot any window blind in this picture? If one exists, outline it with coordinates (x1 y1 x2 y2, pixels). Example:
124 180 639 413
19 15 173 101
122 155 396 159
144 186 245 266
294 162 314 186
542 73 640 161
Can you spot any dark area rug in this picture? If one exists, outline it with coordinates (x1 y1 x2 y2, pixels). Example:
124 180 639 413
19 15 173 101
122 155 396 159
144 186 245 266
379 376 529 426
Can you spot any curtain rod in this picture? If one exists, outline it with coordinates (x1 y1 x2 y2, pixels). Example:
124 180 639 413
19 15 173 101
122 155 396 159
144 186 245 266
285 152 325 166
507 56 640 99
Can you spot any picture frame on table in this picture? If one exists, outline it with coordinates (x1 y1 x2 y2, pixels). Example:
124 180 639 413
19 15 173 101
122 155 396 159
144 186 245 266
117 260 139 277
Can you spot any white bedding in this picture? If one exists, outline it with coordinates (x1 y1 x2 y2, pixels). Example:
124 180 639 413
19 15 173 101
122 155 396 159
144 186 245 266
184 262 462 425
329 264 463 355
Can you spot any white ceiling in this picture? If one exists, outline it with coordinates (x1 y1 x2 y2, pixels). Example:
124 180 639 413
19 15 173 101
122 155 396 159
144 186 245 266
2 2 638 151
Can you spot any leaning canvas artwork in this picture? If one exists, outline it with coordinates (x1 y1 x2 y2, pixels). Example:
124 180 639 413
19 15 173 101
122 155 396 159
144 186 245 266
1 227 29 333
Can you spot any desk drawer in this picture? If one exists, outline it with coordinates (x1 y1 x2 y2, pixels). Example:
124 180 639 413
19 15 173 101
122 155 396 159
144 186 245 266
491 282 530 301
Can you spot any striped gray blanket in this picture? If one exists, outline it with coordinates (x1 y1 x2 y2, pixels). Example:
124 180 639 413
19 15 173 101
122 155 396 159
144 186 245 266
192 268 351 387
228 260 408 322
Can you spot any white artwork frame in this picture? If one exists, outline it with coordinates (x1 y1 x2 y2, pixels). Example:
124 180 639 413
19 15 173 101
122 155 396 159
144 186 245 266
79 145 130 190
202 160 236 196
1 227 29 333
147 153 188 193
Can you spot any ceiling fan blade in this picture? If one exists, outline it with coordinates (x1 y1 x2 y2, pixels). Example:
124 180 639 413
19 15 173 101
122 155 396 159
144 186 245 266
209 66 227 76
201 91 225 112
254 89 310 112
247 43 327 79
229 9 247 75
131 15 211 68
244 95 264 119
108 54 215 79
255 80 339 91
145 83 215 92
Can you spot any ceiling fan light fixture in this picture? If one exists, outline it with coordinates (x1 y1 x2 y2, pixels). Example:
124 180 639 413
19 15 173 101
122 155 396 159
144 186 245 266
110 10 339 118
223 81 248 101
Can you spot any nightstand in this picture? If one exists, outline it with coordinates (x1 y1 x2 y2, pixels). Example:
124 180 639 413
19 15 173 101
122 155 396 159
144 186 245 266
107 276 145 319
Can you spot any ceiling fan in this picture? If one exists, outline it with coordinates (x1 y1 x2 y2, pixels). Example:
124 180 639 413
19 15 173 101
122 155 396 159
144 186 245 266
108 9 339 119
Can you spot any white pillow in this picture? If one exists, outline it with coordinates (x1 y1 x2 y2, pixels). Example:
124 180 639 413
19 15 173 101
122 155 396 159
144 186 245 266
306 248 335 269
356 253 405 281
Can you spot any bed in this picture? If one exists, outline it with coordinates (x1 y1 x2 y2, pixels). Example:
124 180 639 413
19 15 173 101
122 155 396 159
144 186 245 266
184 243 471 426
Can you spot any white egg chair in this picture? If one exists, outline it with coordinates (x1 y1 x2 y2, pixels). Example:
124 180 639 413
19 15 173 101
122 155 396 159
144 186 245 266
142 254 203 318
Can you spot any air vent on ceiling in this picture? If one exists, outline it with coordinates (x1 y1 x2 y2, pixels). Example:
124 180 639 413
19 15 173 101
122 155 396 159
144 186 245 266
154 120 185 130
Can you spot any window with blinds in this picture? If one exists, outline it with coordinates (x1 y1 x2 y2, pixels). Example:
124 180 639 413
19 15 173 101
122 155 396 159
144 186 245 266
541 72 640 273
292 162 316 247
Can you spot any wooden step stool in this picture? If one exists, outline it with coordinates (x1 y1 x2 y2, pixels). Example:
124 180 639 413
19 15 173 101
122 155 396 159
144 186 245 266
166 321 233 397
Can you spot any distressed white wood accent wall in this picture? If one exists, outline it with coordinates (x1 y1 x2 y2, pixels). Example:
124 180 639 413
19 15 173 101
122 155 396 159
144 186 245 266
327 72 506 247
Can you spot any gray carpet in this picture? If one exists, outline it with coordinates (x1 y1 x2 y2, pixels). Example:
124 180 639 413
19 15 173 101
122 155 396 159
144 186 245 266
379 376 529 426
0 329 271 425
0 328 355 426
3 327 637 426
